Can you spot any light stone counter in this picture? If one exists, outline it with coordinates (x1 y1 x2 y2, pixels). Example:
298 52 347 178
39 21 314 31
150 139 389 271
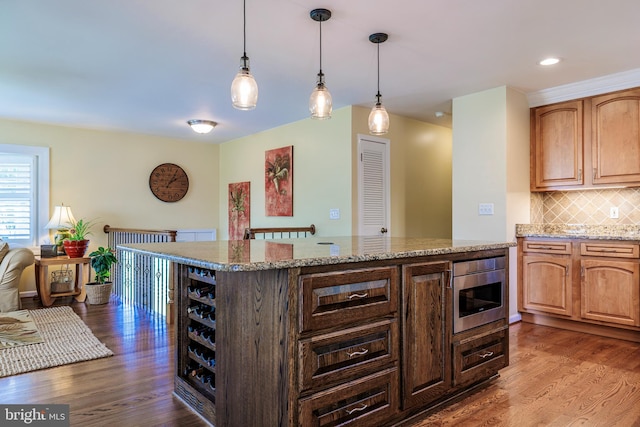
516 223 640 241
120 236 515 272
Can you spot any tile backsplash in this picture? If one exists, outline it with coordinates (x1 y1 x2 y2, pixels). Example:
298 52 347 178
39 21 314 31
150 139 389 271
531 188 640 224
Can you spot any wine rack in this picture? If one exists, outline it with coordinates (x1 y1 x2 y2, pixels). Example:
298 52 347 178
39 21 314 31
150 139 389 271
175 265 217 421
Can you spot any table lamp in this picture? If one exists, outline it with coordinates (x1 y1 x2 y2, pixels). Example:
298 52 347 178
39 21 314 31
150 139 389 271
45 204 76 255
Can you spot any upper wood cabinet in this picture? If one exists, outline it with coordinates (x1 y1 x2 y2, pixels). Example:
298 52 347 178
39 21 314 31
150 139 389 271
531 100 584 190
530 87 640 191
591 88 640 185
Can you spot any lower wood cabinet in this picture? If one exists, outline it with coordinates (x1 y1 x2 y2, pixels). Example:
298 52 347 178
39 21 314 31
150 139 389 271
401 261 451 410
581 259 640 326
298 367 399 427
298 318 399 392
453 325 508 387
518 237 640 339
521 254 572 316
174 250 510 427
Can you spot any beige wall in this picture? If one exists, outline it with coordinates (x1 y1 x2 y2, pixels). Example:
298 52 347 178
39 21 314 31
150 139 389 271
351 106 453 238
219 106 453 240
1 118 220 292
218 107 354 239
452 86 530 322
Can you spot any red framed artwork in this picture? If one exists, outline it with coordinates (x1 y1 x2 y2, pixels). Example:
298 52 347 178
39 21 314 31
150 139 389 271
265 146 293 216
228 181 250 240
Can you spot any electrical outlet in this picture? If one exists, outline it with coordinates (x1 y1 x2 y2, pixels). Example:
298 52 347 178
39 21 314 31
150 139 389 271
478 203 494 216
610 207 619 219
329 208 340 220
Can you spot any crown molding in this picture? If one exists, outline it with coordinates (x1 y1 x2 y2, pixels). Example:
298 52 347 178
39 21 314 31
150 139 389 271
527 68 640 107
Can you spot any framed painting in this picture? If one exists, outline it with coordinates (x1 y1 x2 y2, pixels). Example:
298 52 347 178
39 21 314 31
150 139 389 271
228 181 250 240
265 146 293 216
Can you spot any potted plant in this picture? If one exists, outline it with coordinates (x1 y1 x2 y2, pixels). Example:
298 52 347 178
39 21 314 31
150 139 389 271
85 246 118 305
62 218 93 258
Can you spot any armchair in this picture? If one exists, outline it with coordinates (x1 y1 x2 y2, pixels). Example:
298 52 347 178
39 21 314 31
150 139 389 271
0 247 35 312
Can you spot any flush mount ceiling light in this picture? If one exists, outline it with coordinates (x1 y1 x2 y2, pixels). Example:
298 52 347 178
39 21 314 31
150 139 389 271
230 0 258 110
309 8 332 120
368 32 389 135
187 119 217 134
539 57 561 66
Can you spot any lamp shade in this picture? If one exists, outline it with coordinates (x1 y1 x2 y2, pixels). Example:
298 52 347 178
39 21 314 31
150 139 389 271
368 103 390 135
309 81 332 120
45 205 76 229
231 65 259 110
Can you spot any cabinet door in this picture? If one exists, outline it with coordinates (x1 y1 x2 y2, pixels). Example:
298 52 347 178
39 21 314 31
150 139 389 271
401 261 451 410
521 254 572 316
581 259 640 326
531 100 584 190
592 88 640 185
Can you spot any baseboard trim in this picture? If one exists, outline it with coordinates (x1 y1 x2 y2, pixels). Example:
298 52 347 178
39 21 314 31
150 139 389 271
20 290 37 299
520 312 640 343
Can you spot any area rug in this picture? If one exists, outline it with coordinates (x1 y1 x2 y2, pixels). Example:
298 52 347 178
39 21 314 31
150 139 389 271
0 310 43 349
0 306 113 378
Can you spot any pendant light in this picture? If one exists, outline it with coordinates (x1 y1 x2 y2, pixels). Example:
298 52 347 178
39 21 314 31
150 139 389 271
368 33 389 135
309 8 332 120
230 0 258 110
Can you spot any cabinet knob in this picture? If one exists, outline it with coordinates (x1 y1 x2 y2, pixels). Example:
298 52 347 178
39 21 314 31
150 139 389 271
380 227 388 234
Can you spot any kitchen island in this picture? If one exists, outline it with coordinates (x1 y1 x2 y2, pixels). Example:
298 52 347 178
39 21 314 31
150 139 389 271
121 236 515 427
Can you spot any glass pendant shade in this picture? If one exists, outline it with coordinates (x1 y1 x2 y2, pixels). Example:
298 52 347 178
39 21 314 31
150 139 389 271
368 102 390 135
231 58 258 110
309 76 332 120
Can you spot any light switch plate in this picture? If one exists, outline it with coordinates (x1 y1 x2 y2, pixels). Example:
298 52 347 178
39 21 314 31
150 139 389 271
479 203 494 215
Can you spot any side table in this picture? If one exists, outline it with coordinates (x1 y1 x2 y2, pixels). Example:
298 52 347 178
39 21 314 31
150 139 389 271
34 256 91 307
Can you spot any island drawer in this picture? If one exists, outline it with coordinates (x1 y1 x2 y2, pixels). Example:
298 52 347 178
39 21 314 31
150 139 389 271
298 367 399 427
522 240 571 254
299 266 398 333
298 319 398 392
580 242 640 259
453 326 508 387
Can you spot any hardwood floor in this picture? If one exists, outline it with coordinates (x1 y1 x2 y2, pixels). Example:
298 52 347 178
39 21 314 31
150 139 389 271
2 297 208 427
3 297 640 426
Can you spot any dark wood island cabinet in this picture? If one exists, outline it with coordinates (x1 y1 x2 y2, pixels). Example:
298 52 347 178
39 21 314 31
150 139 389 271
122 237 514 426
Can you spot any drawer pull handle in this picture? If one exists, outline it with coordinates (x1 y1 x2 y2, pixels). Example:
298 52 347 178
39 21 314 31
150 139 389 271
345 404 368 415
346 348 369 357
479 351 494 358
348 292 368 300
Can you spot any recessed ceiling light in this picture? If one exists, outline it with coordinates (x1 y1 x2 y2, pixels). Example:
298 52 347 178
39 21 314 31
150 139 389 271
539 57 560 66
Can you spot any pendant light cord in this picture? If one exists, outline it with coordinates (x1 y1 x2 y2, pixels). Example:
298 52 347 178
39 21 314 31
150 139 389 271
376 42 381 102
318 18 323 77
242 0 248 67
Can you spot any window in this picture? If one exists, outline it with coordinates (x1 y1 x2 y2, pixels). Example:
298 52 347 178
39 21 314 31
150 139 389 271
0 145 49 247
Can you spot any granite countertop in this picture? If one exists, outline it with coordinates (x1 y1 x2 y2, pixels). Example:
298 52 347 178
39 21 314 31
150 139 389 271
516 224 640 241
119 236 515 272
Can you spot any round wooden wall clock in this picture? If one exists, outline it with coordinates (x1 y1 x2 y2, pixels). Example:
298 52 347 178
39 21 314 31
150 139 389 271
149 163 189 202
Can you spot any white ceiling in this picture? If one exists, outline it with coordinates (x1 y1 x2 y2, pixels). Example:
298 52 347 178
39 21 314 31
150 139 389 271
2 0 640 144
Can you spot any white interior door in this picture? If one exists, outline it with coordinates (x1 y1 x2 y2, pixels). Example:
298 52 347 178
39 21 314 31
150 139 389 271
358 134 390 236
